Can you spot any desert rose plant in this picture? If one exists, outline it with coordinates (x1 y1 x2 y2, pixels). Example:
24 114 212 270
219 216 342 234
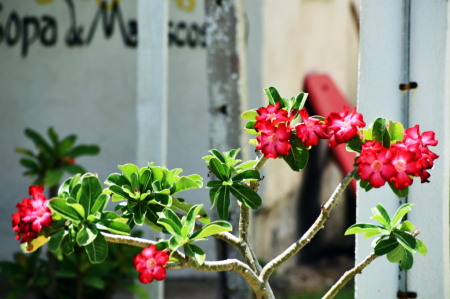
10 87 437 298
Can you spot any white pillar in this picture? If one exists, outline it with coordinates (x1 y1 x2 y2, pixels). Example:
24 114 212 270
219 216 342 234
137 1 168 298
406 1 450 298
356 1 450 298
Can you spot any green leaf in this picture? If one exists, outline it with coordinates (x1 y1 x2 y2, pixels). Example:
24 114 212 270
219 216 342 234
45 169 64 188
79 176 102 218
386 244 404 263
118 164 139 182
84 276 105 290
293 92 308 112
186 174 203 188
15 148 36 158
229 184 262 210
360 179 373 192
184 244 205 265
393 229 419 253
399 220 415 232
108 185 134 201
58 177 72 198
235 160 258 172
48 229 66 252
67 145 100 157
209 187 220 208
209 149 226 163
370 117 390 148
374 238 398 256
48 198 84 221
344 223 382 235
105 173 130 187
95 220 131 235
131 172 140 194
216 187 231 220
151 193 172 207
417 239 427 256
360 128 372 141
245 121 260 135
63 164 87 175
171 197 210 225
133 203 147 225
392 204 414 227
388 120 404 143
158 218 182 237
47 127 59 145
373 204 391 231
122 283 150 299
186 204 204 236
388 182 409 199
264 86 282 107
4 288 28 299
84 233 108 264
76 225 98 246
25 128 53 155
209 158 227 181
400 249 413 270
170 177 202 195
60 232 74 255
206 180 223 188
91 194 109 214
232 170 260 183
139 169 152 192
59 134 77 155
190 221 232 240
282 134 309 172
346 135 363 153
20 158 40 172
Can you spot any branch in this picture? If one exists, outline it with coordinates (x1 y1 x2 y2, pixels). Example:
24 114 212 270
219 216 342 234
249 156 268 192
259 169 356 282
102 232 156 248
322 253 378 299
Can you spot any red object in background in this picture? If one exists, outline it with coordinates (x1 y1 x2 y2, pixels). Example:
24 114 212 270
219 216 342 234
304 74 357 195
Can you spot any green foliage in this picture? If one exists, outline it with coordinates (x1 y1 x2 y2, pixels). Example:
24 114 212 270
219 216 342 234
105 163 207 230
16 127 100 188
204 149 262 220
282 134 309 172
47 174 131 263
345 204 426 270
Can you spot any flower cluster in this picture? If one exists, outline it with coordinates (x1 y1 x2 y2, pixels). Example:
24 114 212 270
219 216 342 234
133 244 170 284
356 125 439 190
255 102 293 159
12 185 53 243
254 104 365 158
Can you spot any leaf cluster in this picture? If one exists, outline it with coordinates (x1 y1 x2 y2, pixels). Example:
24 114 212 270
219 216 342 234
345 204 426 270
16 127 100 187
46 173 131 264
203 149 262 220
105 163 208 231
156 204 232 266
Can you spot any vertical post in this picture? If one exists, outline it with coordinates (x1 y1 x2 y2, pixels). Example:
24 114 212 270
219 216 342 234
406 1 450 298
357 1 450 298
356 1 405 298
205 0 248 298
137 1 168 299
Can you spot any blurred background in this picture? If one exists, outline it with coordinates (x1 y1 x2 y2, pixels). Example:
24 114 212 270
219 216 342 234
0 0 363 298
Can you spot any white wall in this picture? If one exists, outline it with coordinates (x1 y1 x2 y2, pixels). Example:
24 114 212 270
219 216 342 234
0 0 138 260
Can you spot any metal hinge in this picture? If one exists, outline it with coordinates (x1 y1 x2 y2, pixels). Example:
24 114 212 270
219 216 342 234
397 291 418 298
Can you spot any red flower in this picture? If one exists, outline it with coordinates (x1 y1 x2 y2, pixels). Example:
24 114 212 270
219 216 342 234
357 142 396 188
326 106 366 148
133 245 170 284
256 123 292 159
12 185 53 243
404 125 438 147
389 147 420 190
254 102 289 131
294 108 329 147
64 156 76 165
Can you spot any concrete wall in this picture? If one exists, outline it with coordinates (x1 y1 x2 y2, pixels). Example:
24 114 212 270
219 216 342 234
254 0 360 272
0 0 138 260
